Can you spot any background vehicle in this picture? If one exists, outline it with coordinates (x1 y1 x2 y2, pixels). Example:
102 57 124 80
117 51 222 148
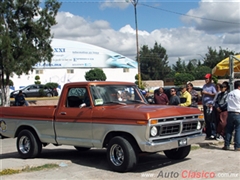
10 84 58 98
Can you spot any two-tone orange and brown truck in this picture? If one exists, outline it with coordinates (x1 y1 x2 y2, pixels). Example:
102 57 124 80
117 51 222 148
0 81 205 172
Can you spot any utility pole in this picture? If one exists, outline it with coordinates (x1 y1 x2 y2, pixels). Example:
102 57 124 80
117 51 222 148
130 0 141 88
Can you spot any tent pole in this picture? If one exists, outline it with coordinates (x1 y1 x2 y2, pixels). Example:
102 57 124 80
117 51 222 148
229 55 234 91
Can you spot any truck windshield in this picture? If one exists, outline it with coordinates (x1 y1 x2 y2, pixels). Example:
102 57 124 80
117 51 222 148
90 85 147 106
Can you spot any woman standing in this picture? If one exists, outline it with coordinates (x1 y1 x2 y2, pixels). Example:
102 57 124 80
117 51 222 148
187 83 199 108
214 81 229 141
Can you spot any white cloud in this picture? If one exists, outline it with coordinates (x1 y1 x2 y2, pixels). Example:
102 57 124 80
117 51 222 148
181 0 240 34
100 0 130 10
51 9 239 66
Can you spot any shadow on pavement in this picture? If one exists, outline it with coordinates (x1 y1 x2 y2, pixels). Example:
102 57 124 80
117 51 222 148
1 147 191 172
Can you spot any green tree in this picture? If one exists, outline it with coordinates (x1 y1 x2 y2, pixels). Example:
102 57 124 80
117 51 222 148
203 47 235 69
172 58 186 73
194 66 212 80
85 68 107 81
0 0 61 106
174 73 195 86
45 82 59 89
186 60 196 76
34 75 41 85
134 74 145 89
38 82 59 97
139 42 171 80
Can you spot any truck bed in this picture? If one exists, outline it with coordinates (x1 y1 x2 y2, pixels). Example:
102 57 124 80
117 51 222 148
0 106 56 120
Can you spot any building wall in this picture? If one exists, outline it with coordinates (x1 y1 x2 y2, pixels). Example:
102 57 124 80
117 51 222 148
10 68 137 93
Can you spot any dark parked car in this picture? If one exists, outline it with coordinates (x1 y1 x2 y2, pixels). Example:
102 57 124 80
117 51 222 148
10 84 58 98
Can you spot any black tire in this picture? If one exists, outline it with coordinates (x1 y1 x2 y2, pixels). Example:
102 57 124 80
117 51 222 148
164 145 191 160
74 146 91 151
107 136 137 172
17 130 42 159
47 93 53 97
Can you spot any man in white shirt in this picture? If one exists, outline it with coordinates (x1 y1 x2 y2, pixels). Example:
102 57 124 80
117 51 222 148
222 80 240 151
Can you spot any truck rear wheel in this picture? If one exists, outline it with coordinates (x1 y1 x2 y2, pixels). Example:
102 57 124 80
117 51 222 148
17 130 42 159
107 136 137 172
164 145 191 160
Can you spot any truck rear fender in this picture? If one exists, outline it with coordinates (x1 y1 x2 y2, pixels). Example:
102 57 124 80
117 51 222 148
15 125 41 143
103 131 141 153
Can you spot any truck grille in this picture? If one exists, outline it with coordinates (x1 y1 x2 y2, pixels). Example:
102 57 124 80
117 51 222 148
182 122 198 133
150 115 202 138
160 124 180 136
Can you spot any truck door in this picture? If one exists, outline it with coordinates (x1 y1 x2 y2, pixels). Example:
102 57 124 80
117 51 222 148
54 87 93 147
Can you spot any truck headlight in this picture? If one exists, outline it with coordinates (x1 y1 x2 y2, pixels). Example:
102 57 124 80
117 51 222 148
150 126 158 137
196 121 202 130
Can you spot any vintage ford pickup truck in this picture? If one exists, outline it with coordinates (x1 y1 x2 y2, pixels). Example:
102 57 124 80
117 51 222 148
0 81 205 172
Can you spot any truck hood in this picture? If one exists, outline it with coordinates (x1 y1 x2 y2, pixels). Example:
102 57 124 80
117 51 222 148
100 104 202 120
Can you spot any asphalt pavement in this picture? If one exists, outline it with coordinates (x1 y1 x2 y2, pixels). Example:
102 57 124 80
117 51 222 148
0 138 221 170
1 138 239 180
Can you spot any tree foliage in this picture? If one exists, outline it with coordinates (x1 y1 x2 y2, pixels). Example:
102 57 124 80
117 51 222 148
134 74 145 89
139 42 171 81
174 73 195 86
0 0 61 105
172 58 186 73
85 68 107 81
35 75 41 85
203 47 236 69
45 82 59 89
194 66 212 80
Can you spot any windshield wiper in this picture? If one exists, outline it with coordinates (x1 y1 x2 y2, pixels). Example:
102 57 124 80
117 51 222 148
104 101 127 105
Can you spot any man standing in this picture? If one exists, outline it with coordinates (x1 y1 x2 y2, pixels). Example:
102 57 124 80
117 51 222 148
154 87 169 105
223 80 240 151
202 73 217 139
169 87 180 105
179 85 191 107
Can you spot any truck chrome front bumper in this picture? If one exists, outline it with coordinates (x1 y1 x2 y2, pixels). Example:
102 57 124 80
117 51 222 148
140 133 206 152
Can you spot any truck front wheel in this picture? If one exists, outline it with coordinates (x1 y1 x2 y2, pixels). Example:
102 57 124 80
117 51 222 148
107 136 137 172
17 130 42 159
164 145 191 160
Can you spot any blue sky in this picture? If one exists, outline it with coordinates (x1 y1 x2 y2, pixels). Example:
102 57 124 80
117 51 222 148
50 0 240 65
59 0 200 31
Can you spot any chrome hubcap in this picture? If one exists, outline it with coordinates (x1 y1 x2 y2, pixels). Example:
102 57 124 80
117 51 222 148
110 144 124 166
19 136 30 154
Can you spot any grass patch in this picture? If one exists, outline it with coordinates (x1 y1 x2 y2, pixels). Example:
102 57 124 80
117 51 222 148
0 163 59 176
191 145 201 150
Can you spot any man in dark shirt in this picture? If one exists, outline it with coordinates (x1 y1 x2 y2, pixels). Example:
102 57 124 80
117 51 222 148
154 87 169 105
15 90 29 106
169 87 180 105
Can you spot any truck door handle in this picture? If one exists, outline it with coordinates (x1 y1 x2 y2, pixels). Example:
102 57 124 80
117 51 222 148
60 112 67 115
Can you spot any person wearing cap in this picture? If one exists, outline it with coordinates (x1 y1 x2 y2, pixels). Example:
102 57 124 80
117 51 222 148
202 73 217 140
178 85 191 107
